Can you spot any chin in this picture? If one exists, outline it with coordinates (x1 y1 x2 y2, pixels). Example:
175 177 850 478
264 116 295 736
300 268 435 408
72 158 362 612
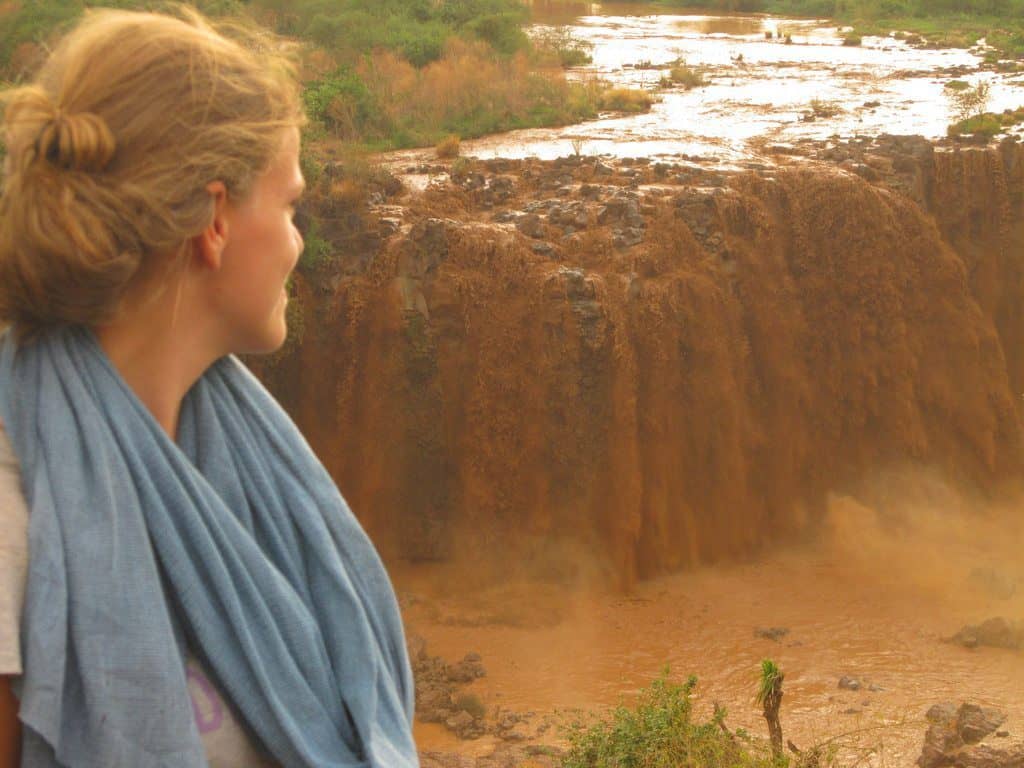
236 322 289 357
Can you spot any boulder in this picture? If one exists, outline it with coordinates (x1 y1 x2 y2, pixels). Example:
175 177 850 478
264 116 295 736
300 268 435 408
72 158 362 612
918 703 1020 768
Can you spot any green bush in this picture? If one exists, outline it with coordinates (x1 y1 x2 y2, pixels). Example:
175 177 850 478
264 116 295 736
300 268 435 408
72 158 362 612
303 68 389 141
948 111 1015 137
297 218 331 272
669 64 705 89
559 672 777 768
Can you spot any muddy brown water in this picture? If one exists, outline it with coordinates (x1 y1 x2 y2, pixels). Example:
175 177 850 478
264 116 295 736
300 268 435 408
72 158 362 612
391 2 1024 166
406 492 1024 764
351 5 1024 762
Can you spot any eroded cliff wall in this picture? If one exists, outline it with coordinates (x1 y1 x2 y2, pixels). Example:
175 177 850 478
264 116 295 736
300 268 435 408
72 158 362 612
256 142 1024 586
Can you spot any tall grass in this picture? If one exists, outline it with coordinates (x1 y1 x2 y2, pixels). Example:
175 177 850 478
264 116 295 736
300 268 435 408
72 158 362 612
306 39 604 148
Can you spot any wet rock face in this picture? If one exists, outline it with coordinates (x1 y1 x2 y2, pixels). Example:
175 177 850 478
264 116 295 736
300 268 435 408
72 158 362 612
257 144 1024 585
918 702 1022 768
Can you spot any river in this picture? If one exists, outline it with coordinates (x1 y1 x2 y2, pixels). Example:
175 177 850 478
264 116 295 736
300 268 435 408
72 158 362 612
445 1 1024 165
408 490 1024 765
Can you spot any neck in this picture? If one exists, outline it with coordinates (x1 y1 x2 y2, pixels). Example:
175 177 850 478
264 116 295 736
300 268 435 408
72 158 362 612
94 286 222 442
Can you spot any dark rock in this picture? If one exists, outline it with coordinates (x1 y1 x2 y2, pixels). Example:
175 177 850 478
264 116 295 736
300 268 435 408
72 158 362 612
755 627 789 642
418 686 454 723
399 218 450 277
951 617 1024 651
516 213 546 239
959 704 1007 745
447 653 487 683
918 703 1020 768
954 743 1024 767
613 227 644 249
838 676 862 691
445 711 477 739
379 217 402 237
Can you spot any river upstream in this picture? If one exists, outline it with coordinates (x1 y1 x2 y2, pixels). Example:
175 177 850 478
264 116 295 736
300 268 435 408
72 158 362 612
440 1 1024 165
374 3 1024 765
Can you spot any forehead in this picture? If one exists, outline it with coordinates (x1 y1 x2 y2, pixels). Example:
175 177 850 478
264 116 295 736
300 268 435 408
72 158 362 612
259 127 303 195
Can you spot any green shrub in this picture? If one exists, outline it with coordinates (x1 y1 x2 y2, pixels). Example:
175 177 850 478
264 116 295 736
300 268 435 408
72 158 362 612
530 26 594 68
464 12 529 55
297 219 332 271
303 68 390 141
669 64 705 89
945 79 991 123
559 672 777 768
948 112 1004 137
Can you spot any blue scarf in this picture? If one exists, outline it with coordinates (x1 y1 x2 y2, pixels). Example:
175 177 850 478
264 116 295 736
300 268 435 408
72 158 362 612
0 328 418 768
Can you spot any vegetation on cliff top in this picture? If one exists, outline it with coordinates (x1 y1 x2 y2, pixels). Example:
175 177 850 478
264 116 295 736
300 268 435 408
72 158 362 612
0 0 620 151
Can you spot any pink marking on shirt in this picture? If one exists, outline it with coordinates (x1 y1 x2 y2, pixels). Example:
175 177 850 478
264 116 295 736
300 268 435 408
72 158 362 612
187 666 225 734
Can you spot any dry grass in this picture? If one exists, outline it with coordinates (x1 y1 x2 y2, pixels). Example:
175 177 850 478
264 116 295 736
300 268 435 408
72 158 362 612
436 134 461 158
599 87 654 113
354 38 602 146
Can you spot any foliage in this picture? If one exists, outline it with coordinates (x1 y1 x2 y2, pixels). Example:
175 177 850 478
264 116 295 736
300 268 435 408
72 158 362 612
945 79 991 122
435 134 461 158
296 217 331 272
755 659 783 707
667 64 705 89
530 25 594 68
0 0 532 81
342 41 603 148
599 87 655 113
253 0 529 66
559 671 778 768
947 106 1024 137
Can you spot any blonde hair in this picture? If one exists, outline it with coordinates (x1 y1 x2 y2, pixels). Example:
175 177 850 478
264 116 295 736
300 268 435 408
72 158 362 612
0 7 304 339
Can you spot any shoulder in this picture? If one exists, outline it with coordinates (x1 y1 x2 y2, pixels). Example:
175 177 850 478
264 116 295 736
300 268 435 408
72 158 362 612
0 418 26 540
0 417 29 677
0 420 19 484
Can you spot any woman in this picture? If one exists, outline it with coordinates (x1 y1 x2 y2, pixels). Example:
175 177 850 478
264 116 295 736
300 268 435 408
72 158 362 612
0 7 417 768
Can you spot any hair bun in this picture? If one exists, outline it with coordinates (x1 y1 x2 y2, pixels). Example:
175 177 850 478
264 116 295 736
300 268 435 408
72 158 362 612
35 108 116 173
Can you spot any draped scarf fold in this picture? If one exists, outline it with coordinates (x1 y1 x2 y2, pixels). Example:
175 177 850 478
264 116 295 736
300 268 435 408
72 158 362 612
0 328 418 768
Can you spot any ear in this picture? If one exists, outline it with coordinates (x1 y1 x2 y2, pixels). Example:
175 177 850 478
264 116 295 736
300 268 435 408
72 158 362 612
191 181 231 270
